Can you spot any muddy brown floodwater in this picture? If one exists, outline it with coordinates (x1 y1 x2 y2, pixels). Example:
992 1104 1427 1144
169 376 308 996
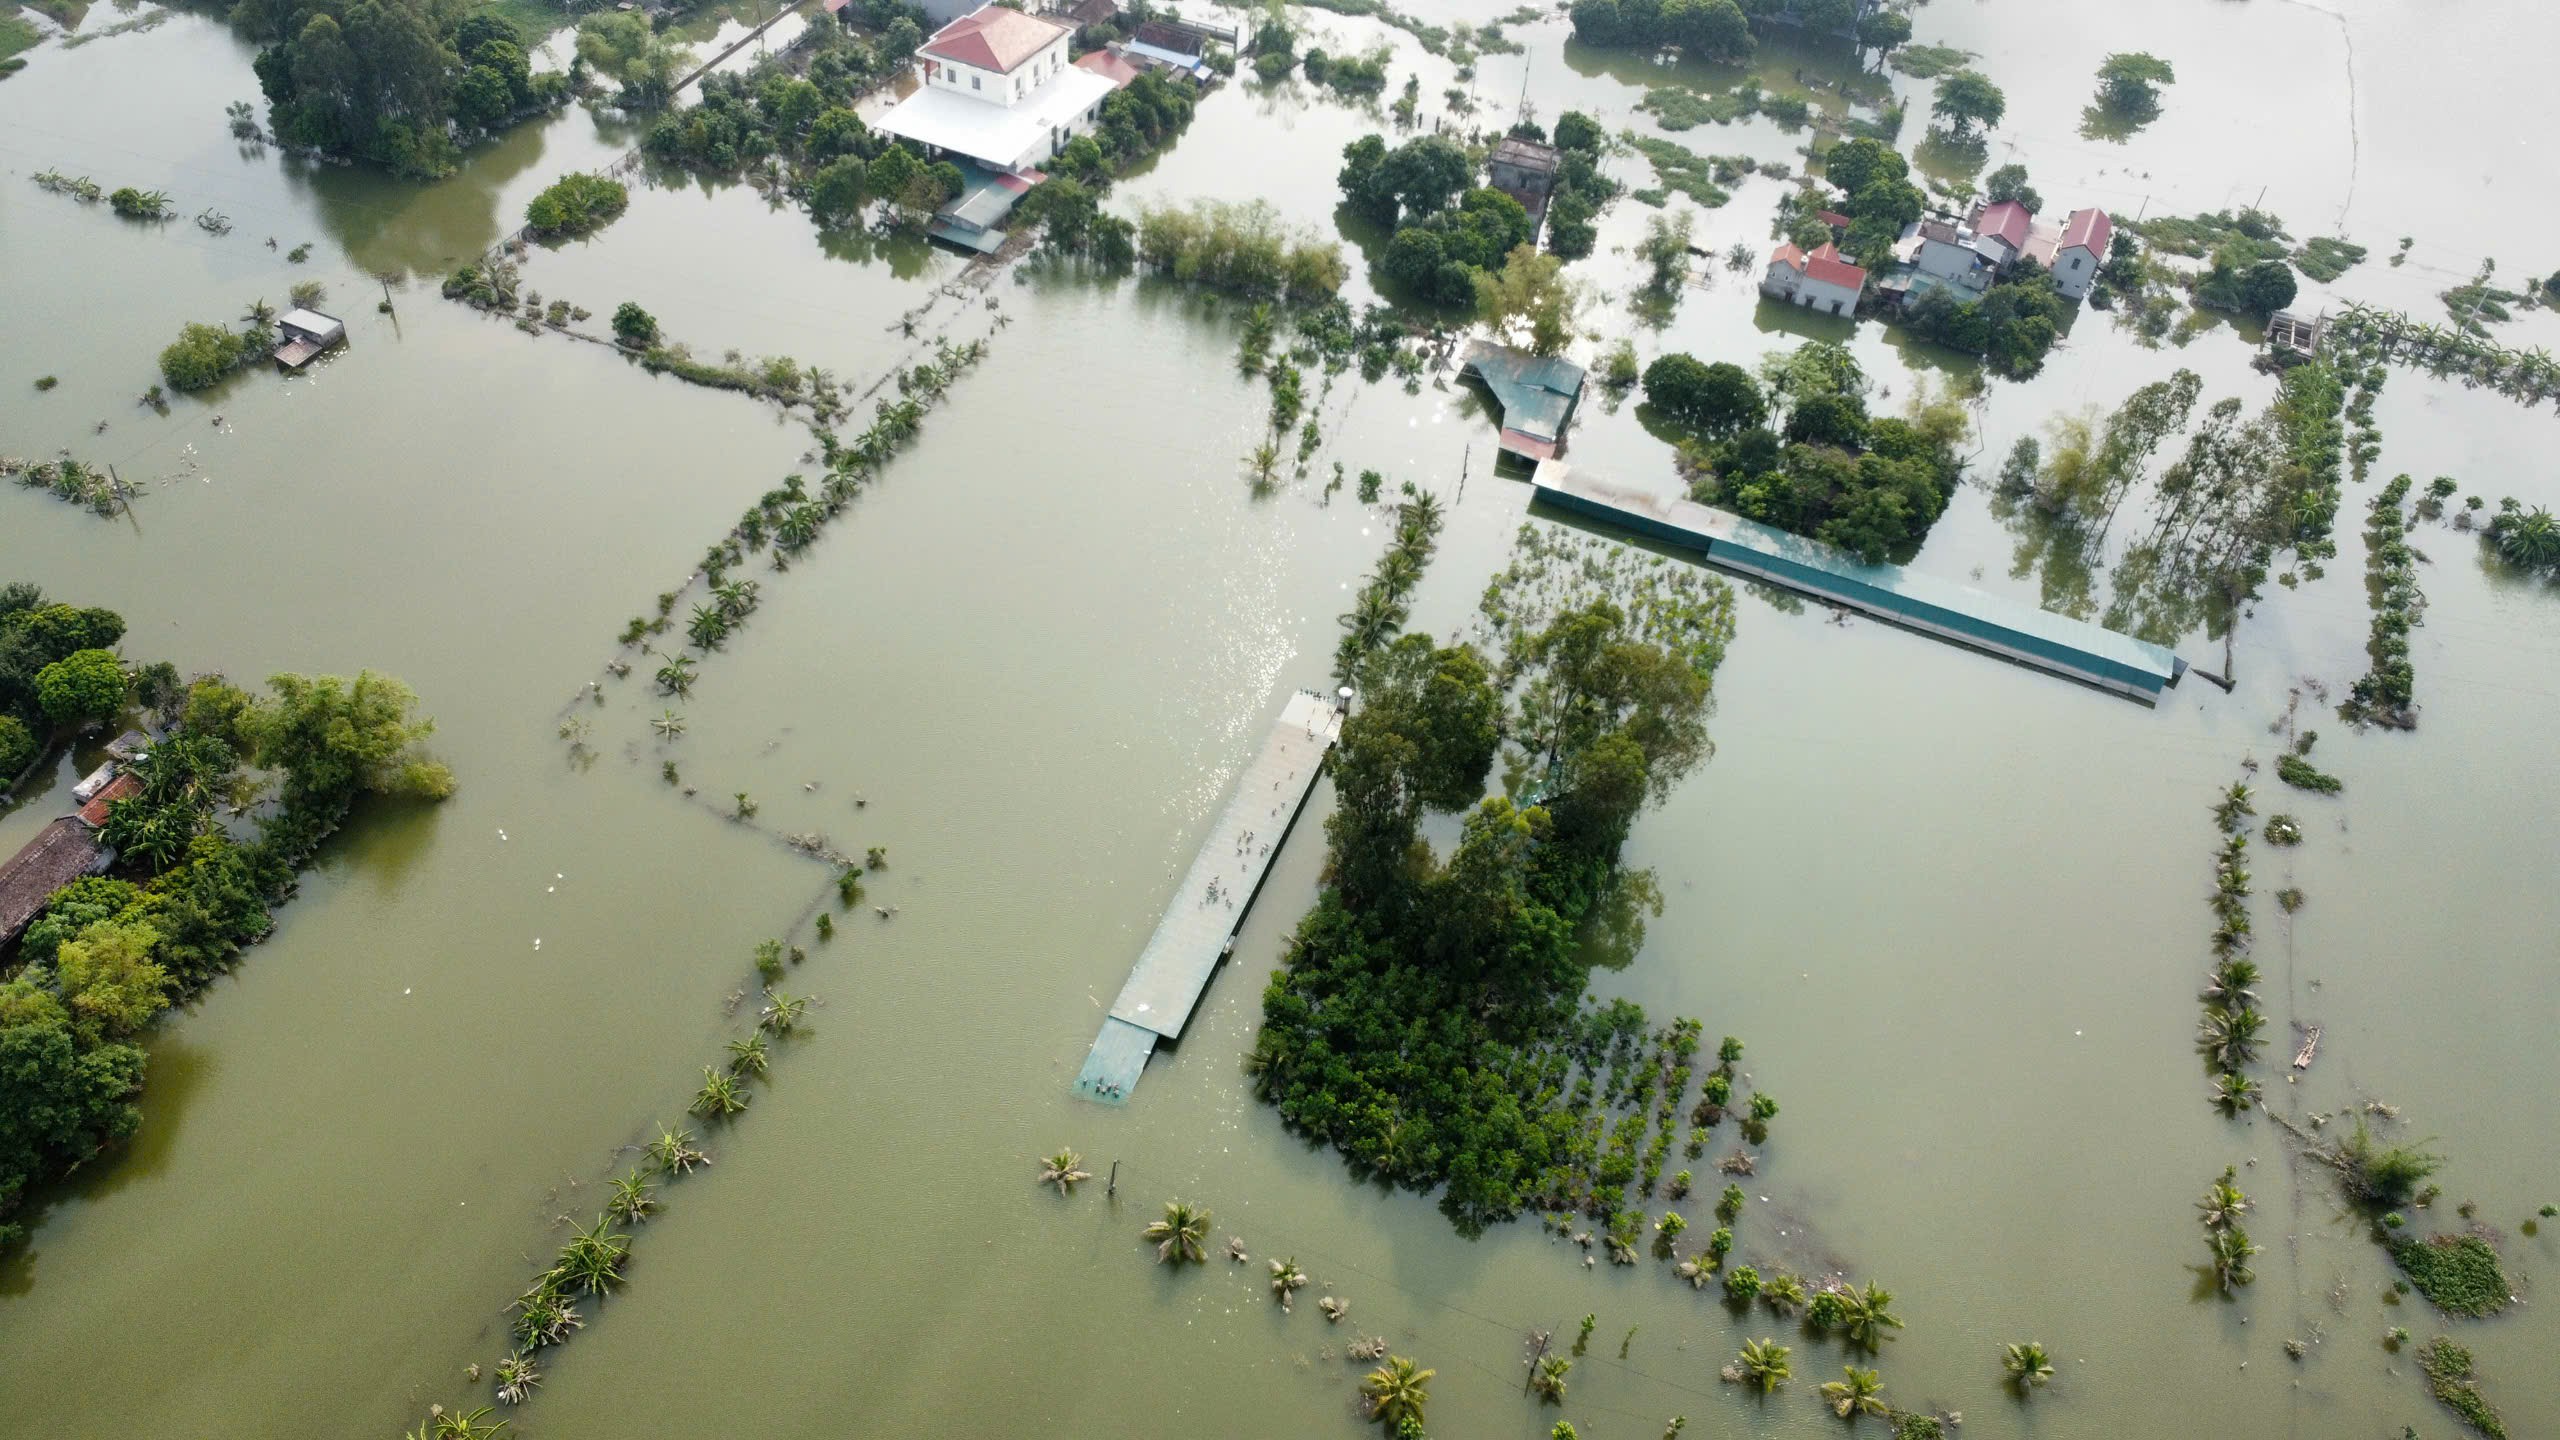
1 2 2555 1437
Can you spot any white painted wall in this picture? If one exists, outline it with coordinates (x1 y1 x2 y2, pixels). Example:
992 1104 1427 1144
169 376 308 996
2051 245 2098 299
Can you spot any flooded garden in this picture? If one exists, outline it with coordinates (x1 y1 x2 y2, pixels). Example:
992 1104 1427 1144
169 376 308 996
2 0 2556 1436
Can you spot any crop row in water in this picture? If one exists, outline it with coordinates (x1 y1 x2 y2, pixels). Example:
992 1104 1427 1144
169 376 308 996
2340 475 2423 729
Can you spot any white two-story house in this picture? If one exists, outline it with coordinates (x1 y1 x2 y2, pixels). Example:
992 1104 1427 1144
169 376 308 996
873 4 1116 176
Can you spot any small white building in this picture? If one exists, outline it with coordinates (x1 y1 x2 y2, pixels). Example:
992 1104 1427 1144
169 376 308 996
874 4 1115 174
1763 240 1867 317
2047 207 2112 300
273 307 346 369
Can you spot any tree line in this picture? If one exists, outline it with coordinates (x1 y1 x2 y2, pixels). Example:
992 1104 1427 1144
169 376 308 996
2 583 454 1250
241 1 570 178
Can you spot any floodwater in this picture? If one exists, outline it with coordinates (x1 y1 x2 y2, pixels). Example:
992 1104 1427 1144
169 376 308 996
2 4 2556 1438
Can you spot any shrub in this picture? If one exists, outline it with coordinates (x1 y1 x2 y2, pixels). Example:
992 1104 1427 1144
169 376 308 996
2416 1336 2506 1439
158 322 249 392
0 714 35 776
2275 753 2342 794
611 302 659 347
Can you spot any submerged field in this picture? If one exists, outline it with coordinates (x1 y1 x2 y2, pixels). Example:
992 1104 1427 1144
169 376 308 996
2 2 2556 1438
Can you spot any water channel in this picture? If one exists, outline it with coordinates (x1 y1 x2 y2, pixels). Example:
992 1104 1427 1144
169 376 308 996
1 2 2555 1436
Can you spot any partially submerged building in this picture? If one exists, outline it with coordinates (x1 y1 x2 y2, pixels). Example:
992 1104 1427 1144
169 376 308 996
874 5 1115 175
0 818 109 952
1460 341 1586 462
1762 239 1867 316
1532 462 2185 701
1885 201 2113 306
1486 135 1561 234
1123 19 1218 83
273 308 345 370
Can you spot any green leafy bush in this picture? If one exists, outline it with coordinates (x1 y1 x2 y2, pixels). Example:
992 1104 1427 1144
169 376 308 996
525 172 629 238
2391 1234 2510 1317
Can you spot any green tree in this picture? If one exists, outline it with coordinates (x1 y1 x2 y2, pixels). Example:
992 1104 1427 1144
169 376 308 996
0 715 34 778
1725 1338 1791 1392
1930 69 2004 137
36 649 124 732
1822 1366 1889 1418
807 155 870 226
576 12 684 108
1661 0 1751 62
524 173 628 238
611 302 658 346
1142 1200 1212 1263
1643 355 1765 435
54 919 171 1042
807 106 867 159
1472 244 1581 356
2003 1340 2055 1389
1982 162 2039 214
1856 6 1911 55
0 999 148 1248
2093 52 2175 118
866 145 920 208
158 322 247 391
239 670 455 809
1822 137 1906 198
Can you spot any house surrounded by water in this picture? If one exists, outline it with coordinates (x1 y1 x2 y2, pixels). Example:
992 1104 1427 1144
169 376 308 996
873 4 1115 175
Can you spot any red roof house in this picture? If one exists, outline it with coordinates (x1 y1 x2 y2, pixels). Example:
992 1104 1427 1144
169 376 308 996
1764 240 1867 316
1074 48 1144 88
77 771 140 830
1970 199 2033 258
920 5 1072 74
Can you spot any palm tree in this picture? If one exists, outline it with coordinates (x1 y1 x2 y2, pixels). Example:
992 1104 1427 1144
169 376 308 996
1839 1284 1904 1348
692 1066 749 1118
493 1356 540 1405
2208 1227 2260 1291
2196 1168 2252 1230
651 710 687 740
1675 1252 1715 1289
1605 1210 1641 1265
1361 1355 1434 1426
433 1406 510 1439
655 655 696 696
2197 1006 2265 1069
555 1214 630 1296
1760 1273 1808 1314
2210 1070 2261 1115
2200 959 2260 1009
241 297 278 326
778 504 821 551
1270 1256 1308 1309
1531 1353 1571 1400
510 1285 584 1350
1821 1365 1888 1418
2496 506 2560 570
759 990 808 1034
713 580 758 619
1037 1148 1091 1195
726 1033 769 1077
687 605 729 650
606 1169 658 1224
1144 1201 1212 1264
1721 1338 1791 1392
2003 1340 2054 1389
647 1124 709 1176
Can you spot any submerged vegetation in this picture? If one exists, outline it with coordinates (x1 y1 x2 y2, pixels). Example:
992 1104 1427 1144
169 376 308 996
2390 1233 2511 1318
2417 1336 2507 1439
3 453 125 515
2340 475 2423 729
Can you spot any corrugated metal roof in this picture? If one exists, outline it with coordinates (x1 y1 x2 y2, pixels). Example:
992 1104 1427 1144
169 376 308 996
1461 341 1586 444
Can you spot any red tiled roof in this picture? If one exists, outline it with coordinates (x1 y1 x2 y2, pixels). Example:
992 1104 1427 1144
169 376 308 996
1816 209 1852 229
921 5 1070 74
1972 199 2032 250
1075 48 1143 87
1769 241 1808 271
78 771 140 829
1804 241 1867 289
2060 206 2111 257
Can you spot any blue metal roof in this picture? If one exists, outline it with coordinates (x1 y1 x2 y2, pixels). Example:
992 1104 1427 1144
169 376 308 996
1463 342 1585 443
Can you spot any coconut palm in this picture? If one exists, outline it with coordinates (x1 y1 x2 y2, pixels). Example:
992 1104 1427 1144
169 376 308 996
1821 1365 1888 1418
1361 1355 1434 1426
1319 1295 1349 1322
655 655 696 696
605 1169 658 1224
2209 1070 2261 1115
1838 1284 1904 1348
493 1356 541 1404
1759 1272 1807 1314
555 1215 630 1296
2196 1169 2252 1230
2212 782 2255 832
1531 1354 1572 1400
1143 1201 1212 1264
510 1285 584 1350
692 1066 749 1118
1037 1148 1092 1195
1721 1338 1791 1392
687 605 729 649
2497 506 2560 570
650 710 687 740
727 1033 769 1077
647 1124 709 1176
713 580 758 619
1675 1251 1716 1289
759 990 808 1034
433 1406 510 1439
2197 1006 2265 1069
2208 1227 2260 1291
2003 1340 2054 1389
1269 1256 1309 1309
2200 956 2259 1009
